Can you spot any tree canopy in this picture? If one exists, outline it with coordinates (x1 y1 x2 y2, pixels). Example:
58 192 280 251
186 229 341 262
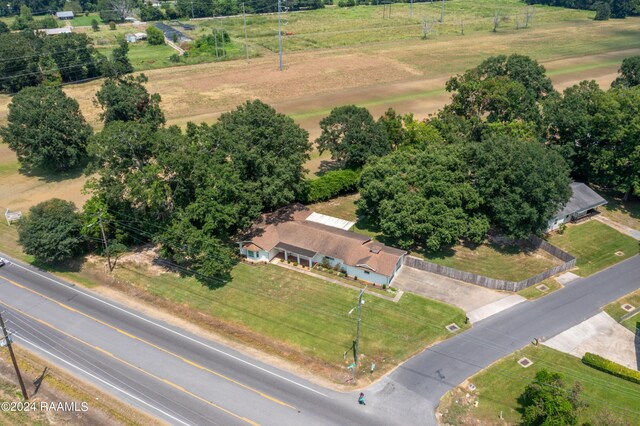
472 135 572 238
94 74 165 128
520 369 582 426
358 144 489 250
316 105 391 168
611 55 640 88
0 86 92 172
18 199 86 264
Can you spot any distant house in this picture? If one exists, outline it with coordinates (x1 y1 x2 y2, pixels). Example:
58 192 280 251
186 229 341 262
240 206 406 286
56 11 74 20
126 32 147 43
38 27 73 36
547 182 607 230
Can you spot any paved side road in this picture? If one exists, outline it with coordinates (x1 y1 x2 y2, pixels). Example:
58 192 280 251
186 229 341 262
370 255 640 424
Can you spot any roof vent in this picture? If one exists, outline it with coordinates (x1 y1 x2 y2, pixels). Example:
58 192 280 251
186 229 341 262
370 245 381 254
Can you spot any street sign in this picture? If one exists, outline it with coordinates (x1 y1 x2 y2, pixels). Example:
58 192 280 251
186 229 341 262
0 335 12 347
347 363 356 370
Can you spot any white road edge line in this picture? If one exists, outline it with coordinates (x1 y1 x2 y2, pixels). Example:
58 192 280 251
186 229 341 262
7 261 329 398
16 334 194 426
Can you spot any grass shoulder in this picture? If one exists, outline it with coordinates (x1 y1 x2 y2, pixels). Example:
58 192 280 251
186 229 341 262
546 220 639 277
438 345 640 426
604 289 640 334
517 278 562 300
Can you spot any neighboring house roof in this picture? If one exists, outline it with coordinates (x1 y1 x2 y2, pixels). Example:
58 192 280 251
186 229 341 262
246 206 406 277
554 182 607 219
56 11 74 18
39 27 72 35
306 212 355 231
153 22 192 42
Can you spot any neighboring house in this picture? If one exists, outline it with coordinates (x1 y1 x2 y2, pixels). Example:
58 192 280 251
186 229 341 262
240 206 406 286
126 32 147 43
38 27 73 35
547 182 607 230
56 11 74 20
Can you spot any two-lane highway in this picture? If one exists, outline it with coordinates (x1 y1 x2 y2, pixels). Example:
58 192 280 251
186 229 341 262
1 254 639 425
0 257 396 426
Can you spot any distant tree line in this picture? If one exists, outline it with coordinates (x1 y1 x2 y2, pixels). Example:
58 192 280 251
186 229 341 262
0 29 132 93
523 0 639 19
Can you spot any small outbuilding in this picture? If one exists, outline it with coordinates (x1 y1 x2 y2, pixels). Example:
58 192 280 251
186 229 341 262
56 11 74 20
38 27 73 36
547 182 607 230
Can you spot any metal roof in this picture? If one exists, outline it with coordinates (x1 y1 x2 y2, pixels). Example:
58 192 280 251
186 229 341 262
305 212 355 231
56 11 74 18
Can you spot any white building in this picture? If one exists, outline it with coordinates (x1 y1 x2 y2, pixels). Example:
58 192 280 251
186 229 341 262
547 182 607 230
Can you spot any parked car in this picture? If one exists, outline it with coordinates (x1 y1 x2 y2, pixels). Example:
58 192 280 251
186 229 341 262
0 257 6 267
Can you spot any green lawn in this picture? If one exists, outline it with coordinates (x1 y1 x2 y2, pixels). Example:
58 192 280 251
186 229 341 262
517 278 562 300
439 345 640 425
546 220 639 277
115 261 467 380
604 289 640 334
600 191 640 231
71 13 102 27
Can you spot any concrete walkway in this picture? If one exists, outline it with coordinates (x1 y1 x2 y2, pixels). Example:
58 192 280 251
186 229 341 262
595 215 640 240
392 265 525 322
543 311 639 371
272 259 403 302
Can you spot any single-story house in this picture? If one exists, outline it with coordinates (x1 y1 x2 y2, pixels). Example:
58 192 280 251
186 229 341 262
547 182 607 230
56 11 74 20
38 27 73 36
126 32 147 43
240 206 406 286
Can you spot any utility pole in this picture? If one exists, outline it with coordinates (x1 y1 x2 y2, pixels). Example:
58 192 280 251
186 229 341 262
221 20 226 58
98 215 113 272
440 0 444 22
410 0 413 17
277 0 283 71
243 2 249 63
0 311 28 400
190 0 194 19
352 288 365 380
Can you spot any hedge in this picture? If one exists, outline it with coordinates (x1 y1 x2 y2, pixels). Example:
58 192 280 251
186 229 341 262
305 169 361 203
581 352 640 384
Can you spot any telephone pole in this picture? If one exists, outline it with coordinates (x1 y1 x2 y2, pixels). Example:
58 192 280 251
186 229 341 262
410 0 413 17
277 0 283 71
98 215 112 272
243 2 249 63
353 288 365 379
0 311 28 400
440 0 444 22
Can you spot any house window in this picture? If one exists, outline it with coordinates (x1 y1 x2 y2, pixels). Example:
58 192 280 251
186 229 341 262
248 250 258 258
364 270 370 275
324 256 334 261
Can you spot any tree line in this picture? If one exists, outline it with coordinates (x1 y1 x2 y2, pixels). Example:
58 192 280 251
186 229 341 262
2 54 639 280
0 29 132 93
523 0 639 19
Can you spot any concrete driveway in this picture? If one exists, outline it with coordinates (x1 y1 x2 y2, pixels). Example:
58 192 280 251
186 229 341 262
543 311 639 370
392 266 525 322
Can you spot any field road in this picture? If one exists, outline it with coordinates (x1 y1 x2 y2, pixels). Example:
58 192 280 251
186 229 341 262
1 253 638 425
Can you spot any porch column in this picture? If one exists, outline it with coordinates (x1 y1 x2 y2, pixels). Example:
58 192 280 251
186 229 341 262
285 251 288 261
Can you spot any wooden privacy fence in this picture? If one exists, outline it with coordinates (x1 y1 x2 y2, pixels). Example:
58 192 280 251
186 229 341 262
403 236 576 292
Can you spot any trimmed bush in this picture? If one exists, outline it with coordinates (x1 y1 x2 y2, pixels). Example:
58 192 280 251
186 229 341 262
582 352 640 384
305 168 360 203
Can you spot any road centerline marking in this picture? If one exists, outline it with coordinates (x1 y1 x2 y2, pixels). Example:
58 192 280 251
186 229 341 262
0 298 261 426
0 274 295 410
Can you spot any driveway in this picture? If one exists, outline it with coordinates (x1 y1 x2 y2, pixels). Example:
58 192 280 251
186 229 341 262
392 266 524 319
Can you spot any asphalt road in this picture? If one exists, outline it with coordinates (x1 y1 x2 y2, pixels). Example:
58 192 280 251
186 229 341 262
1 254 638 425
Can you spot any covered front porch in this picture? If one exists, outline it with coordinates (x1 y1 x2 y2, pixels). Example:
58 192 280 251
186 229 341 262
272 242 317 267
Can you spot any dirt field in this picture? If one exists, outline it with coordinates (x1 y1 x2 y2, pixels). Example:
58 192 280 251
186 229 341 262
0 15 639 210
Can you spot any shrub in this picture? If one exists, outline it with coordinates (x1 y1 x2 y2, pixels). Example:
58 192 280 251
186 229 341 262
293 262 298 267
147 25 165 45
91 19 100 32
337 0 355 7
582 352 640 384
305 168 361 203
109 21 116 30
593 1 610 20
169 53 182 63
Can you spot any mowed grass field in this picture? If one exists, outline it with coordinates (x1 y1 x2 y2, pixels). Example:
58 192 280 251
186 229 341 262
546 220 639 276
604 289 640 333
438 345 640 425
113 261 467 382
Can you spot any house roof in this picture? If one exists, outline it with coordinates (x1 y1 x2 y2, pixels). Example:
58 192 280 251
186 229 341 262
247 206 406 277
306 212 355 230
39 27 72 35
554 182 607 219
56 11 74 18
